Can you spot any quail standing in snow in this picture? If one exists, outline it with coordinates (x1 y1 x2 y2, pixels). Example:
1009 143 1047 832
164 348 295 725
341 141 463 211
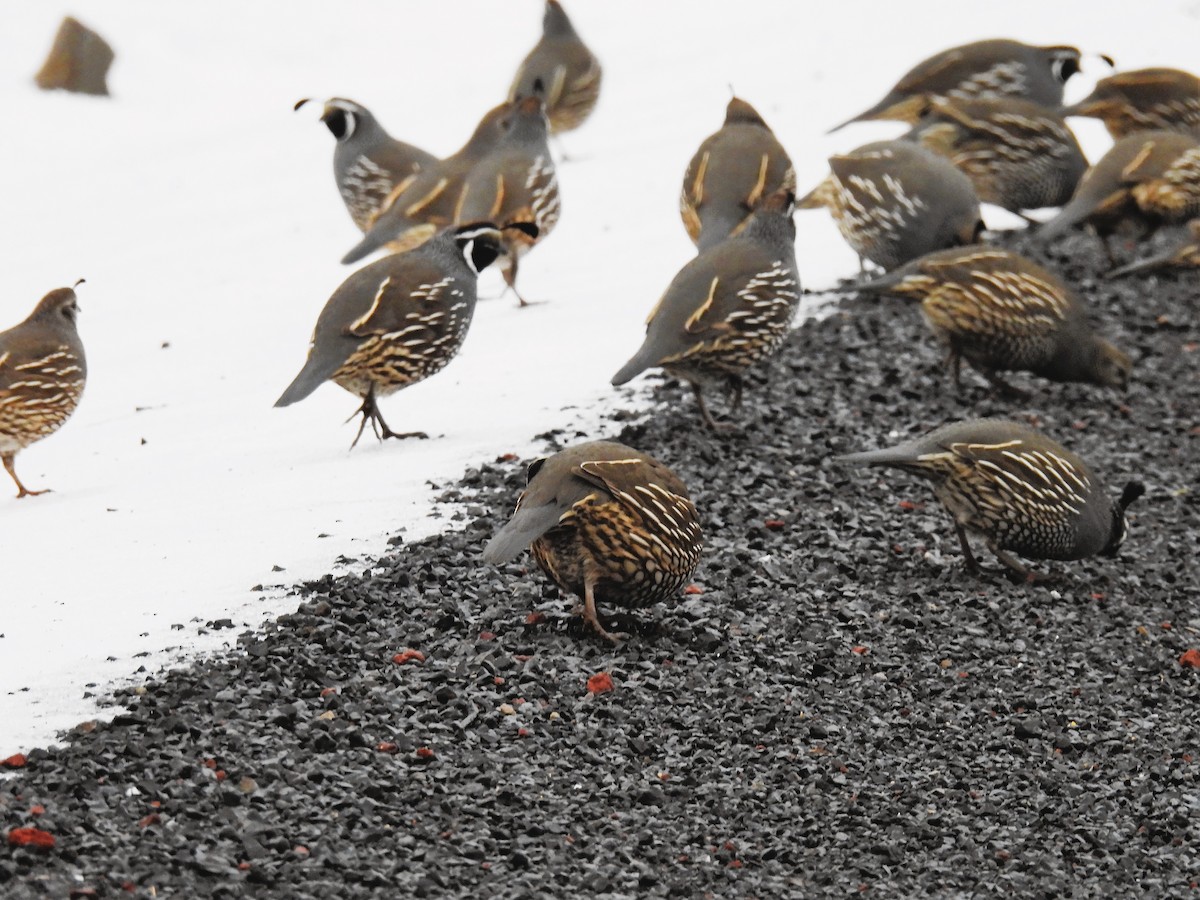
338 103 511 261
482 440 702 644
453 96 560 306
858 246 1131 395
1034 130 1200 257
296 97 436 233
1107 218 1200 277
344 98 558 306
680 96 795 251
508 0 602 135
1061 68 1200 139
906 96 1087 217
276 223 534 446
798 140 983 271
829 39 1088 132
612 188 801 430
0 281 86 498
840 418 1144 581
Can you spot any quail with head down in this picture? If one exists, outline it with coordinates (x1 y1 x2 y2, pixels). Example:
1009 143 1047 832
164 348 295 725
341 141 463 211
1061 68 1200 139
1034 130 1200 258
295 97 436 233
1107 218 1200 277
612 188 801 430
0 281 86 498
840 418 1144 582
482 440 702 644
798 140 983 271
277 222 535 446
906 96 1087 217
508 0 602 136
829 39 1088 133
680 96 795 251
339 103 511 262
858 246 1131 396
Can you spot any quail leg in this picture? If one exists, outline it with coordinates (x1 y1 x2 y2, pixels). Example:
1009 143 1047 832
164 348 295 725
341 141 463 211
691 382 737 433
582 570 628 645
728 376 745 414
501 252 544 309
981 369 1030 401
946 350 964 395
2 453 48 499
991 546 1054 584
953 522 981 575
349 389 427 449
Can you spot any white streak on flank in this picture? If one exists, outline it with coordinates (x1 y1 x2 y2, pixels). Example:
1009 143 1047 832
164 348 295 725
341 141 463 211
349 277 392 332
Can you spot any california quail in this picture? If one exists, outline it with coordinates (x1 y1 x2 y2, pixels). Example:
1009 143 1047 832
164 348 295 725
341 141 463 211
508 0 602 135
798 140 983 271
612 188 801 430
1061 68 1200 139
276 223 534 446
840 418 1144 581
679 96 796 251
338 103 511 262
905 96 1087 217
858 246 1131 395
344 98 558 307
1034 130 1200 258
482 440 702 643
295 97 436 233
829 39 1088 133
0 281 87 498
1107 218 1200 278
453 96 561 306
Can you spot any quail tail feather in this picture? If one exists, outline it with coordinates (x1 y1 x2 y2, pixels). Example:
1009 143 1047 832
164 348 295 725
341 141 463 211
275 355 341 408
481 504 565 565
611 343 661 387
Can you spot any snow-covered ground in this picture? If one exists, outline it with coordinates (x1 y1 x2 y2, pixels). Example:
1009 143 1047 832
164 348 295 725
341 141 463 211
2 0 1195 754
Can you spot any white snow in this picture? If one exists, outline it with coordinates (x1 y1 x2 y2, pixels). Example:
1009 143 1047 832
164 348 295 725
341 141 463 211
1 0 1195 754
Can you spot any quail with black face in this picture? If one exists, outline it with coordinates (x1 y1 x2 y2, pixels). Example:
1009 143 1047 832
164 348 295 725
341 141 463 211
0 281 87 498
296 97 435 232
483 440 702 644
840 418 1144 582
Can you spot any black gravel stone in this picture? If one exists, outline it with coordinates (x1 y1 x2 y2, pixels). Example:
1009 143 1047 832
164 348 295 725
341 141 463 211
2 229 1198 897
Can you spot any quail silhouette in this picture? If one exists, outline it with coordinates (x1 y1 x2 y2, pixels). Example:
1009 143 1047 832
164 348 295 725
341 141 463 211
1107 218 1200 277
906 96 1087 217
296 97 436 232
858 246 1131 395
1061 68 1200 139
798 140 983 271
613 189 801 430
830 39 1088 132
680 96 795 251
339 103 511 262
1034 130 1200 259
508 0 602 135
454 96 560 306
482 440 702 644
840 418 1144 582
0 281 87 498
277 223 535 446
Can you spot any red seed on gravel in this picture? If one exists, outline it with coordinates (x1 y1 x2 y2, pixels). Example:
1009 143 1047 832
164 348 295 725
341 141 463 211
416 747 435 759
7 827 55 850
1180 649 1200 669
1 753 27 768
587 672 615 694
684 584 704 595
392 649 425 665
377 742 398 754
764 519 785 530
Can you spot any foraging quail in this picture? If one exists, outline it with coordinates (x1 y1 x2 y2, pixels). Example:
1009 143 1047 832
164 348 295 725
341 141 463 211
840 418 1144 581
680 96 796 251
829 39 1087 132
0 281 86 498
482 440 702 644
858 246 1131 395
453 96 560 306
612 188 801 430
1061 68 1200 139
798 140 983 271
905 96 1087 216
338 103 511 261
295 97 436 232
508 0 602 135
344 98 558 306
1034 130 1200 257
276 223 534 446
1107 218 1200 277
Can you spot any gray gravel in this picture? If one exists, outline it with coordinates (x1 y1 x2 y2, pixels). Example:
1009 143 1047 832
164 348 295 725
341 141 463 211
2 228 1198 897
